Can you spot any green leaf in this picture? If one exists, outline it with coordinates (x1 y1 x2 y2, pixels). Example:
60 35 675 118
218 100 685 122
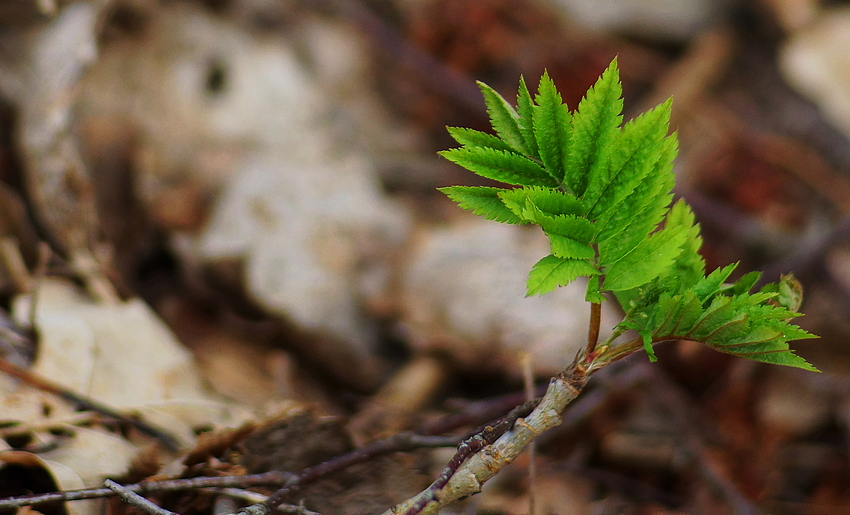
516 76 539 159
497 186 585 220
584 98 673 219
536 214 595 260
595 135 678 264
602 223 688 291
586 275 605 303
655 200 705 293
439 58 819 374
655 291 704 337
640 329 657 362
477 81 529 154
566 58 624 197
439 186 523 224
526 255 599 296
533 72 571 185
440 147 558 187
693 263 738 302
447 127 517 152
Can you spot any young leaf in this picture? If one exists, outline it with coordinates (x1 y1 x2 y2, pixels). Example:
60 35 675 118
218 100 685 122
602 223 688 291
498 186 585 220
516 77 539 159
439 57 819 373
439 186 523 224
527 255 599 296
477 81 529 154
533 72 571 185
447 127 517 152
595 136 678 268
536 214 596 260
584 98 673 219
565 58 624 197
439 147 559 187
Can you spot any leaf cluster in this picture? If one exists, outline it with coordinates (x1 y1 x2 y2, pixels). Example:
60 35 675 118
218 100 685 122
439 59 817 371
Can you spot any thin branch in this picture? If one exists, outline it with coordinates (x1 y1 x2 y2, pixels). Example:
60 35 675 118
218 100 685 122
0 472 295 509
204 489 322 515
104 480 177 515
399 399 540 515
246 433 462 515
386 356 593 515
0 431 459 512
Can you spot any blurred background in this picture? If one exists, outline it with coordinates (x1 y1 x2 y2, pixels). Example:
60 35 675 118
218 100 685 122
2 0 850 513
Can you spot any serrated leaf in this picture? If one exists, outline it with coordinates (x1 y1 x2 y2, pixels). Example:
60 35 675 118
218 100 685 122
730 271 762 296
447 127 517 152
566 58 624 197
516 76 539 159
584 98 673 219
655 291 703 337
438 186 523 224
533 72 571 185
537 214 596 260
639 329 657 362
586 275 605 303
498 186 584 220
440 147 558 187
603 224 687 291
708 323 819 371
595 135 678 264
693 263 738 302
477 81 529 154
526 255 599 296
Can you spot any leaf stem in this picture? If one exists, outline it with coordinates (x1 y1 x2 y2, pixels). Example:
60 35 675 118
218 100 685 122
585 302 602 361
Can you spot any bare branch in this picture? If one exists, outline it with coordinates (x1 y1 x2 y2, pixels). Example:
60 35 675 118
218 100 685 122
104 480 177 515
386 358 591 515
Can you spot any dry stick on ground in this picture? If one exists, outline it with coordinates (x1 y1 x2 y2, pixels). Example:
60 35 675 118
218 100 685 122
0 433 458 511
104 480 178 515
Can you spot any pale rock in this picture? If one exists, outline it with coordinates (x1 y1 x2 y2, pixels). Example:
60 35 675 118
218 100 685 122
402 217 619 377
780 8 850 140
195 153 410 360
545 0 721 40
756 366 831 437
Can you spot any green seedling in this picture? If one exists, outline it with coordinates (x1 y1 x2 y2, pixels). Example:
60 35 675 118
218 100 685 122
439 57 817 373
